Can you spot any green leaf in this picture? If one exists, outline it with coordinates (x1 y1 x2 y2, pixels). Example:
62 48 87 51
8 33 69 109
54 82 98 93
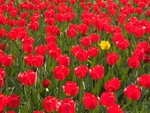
122 101 132 110
141 101 145 113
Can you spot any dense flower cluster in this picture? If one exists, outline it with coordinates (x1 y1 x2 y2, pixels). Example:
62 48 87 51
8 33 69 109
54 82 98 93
0 0 149 112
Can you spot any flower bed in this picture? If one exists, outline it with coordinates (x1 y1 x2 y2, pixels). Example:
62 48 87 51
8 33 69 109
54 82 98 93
0 0 150 113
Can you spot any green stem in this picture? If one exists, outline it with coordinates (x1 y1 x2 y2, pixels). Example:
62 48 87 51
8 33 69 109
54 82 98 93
97 79 101 96
78 79 84 112
132 101 137 112
28 86 31 113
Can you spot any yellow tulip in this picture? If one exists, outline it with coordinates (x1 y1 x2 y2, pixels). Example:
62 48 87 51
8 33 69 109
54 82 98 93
99 41 111 50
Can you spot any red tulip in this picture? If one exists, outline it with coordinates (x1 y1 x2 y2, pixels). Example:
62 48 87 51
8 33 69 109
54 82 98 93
65 13 76 22
146 10 150 17
43 10 55 18
133 27 145 38
52 65 70 80
0 55 13 67
0 93 7 112
17 27 27 40
138 2 146 8
127 56 140 69
68 24 77 30
24 54 34 66
111 26 122 34
108 9 116 16
111 33 124 45
143 55 150 63
56 54 70 67
46 42 57 51
42 79 50 88
137 74 150 88
104 78 120 92
7 111 15 113
116 39 130 50
22 44 33 53
89 65 104 80
0 29 6 38
7 28 18 40
0 68 5 78
28 21 38 31
66 28 76 38
49 47 61 59
124 23 135 34
97 1 105 8
58 98 75 113
0 15 7 25
0 44 6 51
136 41 148 52
107 104 123 113
31 55 44 68
70 45 82 56
45 26 60 36
92 4 100 14
148 2 150 7
55 13 64 22
74 65 88 79
82 92 98 110
45 35 56 44
75 49 88 62
63 81 79 96
135 7 142 15
144 47 150 54
132 49 145 61
9 8 18 18
18 70 36 86
99 92 115 107
82 18 91 26
88 46 98 58
22 37 34 45
32 111 44 113
45 17 54 26
70 0 76 4
88 33 100 43
77 24 88 35
42 96 57 112
19 12 29 19
7 94 20 109
124 84 141 100
17 19 26 27
35 45 46 56
24 54 44 67
80 37 91 47
106 52 118 65
7 19 16 27
0 75 4 88
117 13 126 24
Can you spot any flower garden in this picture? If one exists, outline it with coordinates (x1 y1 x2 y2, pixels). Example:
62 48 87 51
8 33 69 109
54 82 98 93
0 0 150 113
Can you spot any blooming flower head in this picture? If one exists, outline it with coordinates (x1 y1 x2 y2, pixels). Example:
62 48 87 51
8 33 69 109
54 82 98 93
58 98 75 113
17 70 36 86
82 92 98 110
124 84 141 101
99 41 111 50
99 91 115 107
104 78 120 92
7 94 20 109
63 81 79 96
42 96 57 112
137 74 150 88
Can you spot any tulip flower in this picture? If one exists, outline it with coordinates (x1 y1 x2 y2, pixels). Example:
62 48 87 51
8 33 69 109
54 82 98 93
124 84 141 101
82 92 98 110
99 41 111 50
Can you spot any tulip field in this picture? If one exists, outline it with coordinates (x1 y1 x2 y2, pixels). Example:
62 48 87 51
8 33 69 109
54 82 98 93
0 0 150 113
